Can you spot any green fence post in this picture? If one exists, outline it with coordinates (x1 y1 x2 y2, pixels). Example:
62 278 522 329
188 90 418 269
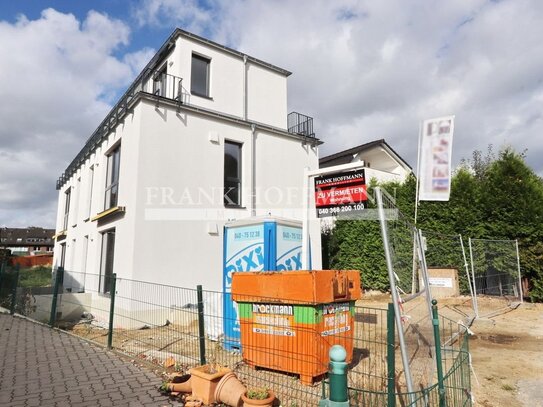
107 273 117 349
387 303 396 407
328 345 349 405
197 285 206 365
0 260 5 289
49 267 64 327
10 267 20 315
432 299 446 407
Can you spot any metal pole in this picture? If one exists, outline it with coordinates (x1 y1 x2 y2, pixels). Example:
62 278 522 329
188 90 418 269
10 267 19 315
431 300 446 407
412 121 423 294
468 239 479 318
49 267 64 327
459 235 476 311
107 273 117 349
301 167 310 270
515 240 523 303
414 120 422 224
197 285 206 365
387 303 396 407
375 187 415 397
328 345 349 404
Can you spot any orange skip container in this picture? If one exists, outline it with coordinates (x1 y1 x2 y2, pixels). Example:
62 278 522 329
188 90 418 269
231 270 361 385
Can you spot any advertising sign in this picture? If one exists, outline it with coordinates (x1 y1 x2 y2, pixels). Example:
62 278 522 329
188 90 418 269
276 224 302 271
321 302 352 337
224 224 265 344
418 115 455 201
314 169 367 218
251 303 295 336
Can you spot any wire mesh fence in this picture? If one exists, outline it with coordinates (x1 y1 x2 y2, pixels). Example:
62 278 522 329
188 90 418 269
0 261 472 406
469 238 522 318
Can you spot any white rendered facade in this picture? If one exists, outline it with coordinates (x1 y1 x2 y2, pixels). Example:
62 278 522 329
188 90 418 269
53 29 322 300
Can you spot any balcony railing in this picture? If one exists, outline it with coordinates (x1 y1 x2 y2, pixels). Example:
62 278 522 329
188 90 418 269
56 69 315 190
288 112 315 138
141 68 190 104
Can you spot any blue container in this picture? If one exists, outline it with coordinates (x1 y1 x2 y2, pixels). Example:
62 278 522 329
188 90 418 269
223 217 304 350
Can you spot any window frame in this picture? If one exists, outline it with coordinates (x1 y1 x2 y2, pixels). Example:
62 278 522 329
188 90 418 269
63 188 71 230
224 140 243 207
104 145 121 211
191 53 211 98
99 229 115 295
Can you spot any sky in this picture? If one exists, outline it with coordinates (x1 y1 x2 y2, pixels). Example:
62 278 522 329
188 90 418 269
0 0 542 228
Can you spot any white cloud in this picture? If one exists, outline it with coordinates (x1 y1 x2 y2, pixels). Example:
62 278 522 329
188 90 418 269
4 0 543 228
204 0 543 175
0 9 135 227
132 0 214 34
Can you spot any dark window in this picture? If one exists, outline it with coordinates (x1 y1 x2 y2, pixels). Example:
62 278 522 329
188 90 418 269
191 54 210 97
224 141 242 206
104 145 121 210
99 229 115 294
63 188 71 230
59 243 66 269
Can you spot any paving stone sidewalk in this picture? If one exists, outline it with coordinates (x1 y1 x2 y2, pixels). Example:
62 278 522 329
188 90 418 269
0 313 179 406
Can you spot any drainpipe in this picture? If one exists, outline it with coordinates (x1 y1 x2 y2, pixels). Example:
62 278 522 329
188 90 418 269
243 55 248 121
250 123 256 216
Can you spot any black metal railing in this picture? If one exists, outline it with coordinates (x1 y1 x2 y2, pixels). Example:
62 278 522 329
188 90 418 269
56 68 189 190
288 111 315 138
56 71 313 190
142 68 189 104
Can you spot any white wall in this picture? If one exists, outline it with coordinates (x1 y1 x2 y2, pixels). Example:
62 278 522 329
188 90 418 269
132 100 320 291
246 64 288 129
53 106 143 296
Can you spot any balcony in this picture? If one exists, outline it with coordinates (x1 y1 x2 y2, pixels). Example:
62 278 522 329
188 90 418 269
56 68 316 190
288 112 315 138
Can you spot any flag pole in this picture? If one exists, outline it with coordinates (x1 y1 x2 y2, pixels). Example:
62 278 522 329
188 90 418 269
412 120 423 293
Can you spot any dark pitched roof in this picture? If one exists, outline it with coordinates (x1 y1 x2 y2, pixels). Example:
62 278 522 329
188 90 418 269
0 227 55 246
319 139 412 170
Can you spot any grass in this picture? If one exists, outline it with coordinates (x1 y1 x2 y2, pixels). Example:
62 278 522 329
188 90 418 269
18 266 52 287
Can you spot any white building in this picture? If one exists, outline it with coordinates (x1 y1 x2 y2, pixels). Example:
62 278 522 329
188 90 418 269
320 139 412 183
52 28 322 299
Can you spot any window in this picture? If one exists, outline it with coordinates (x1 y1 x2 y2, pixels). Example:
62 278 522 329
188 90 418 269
59 243 66 269
104 145 121 210
72 177 81 226
191 54 210 97
224 141 242 206
86 165 95 219
81 235 89 273
99 229 115 294
63 188 71 230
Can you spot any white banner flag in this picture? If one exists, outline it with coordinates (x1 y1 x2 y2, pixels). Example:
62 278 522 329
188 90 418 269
418 115 455 201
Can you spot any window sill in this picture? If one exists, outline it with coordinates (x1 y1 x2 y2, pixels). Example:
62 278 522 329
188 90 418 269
91 206 126 222
191 91 213 100
52 230 67 241
224 205 246 209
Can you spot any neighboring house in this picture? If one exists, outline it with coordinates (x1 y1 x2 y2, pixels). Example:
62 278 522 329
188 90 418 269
319 139 412 183
0 227 54 255
52 28 322 297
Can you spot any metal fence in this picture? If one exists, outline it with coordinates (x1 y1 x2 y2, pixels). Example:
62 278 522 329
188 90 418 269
0 262 472 406
468 238 522 318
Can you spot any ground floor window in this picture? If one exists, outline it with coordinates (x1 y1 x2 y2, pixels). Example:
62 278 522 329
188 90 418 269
99 229 115 294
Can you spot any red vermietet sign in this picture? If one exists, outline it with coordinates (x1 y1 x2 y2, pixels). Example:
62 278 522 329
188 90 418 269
314 169 367 218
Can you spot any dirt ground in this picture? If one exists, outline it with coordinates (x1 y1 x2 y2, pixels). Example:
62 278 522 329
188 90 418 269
66 294 543 406
361 293 543 407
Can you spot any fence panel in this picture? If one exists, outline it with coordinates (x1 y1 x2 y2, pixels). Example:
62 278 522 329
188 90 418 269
2 263 471 407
